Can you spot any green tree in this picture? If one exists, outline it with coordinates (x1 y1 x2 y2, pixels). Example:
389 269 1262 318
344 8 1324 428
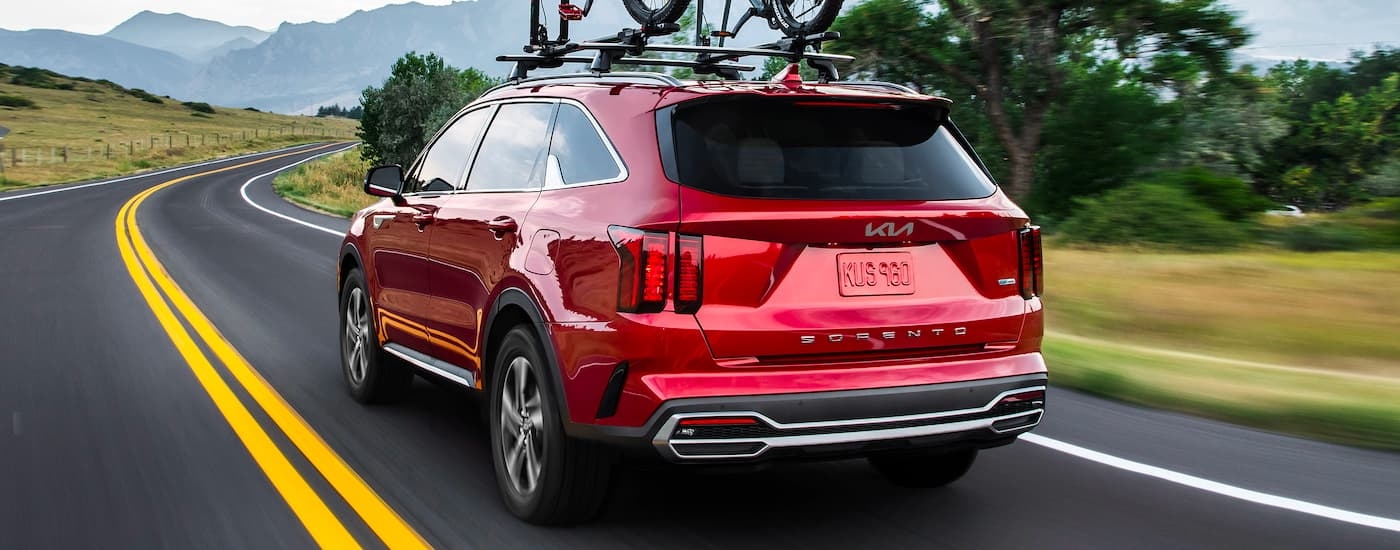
359 53 500 166
1033 58 1177 216
831 0 1249 201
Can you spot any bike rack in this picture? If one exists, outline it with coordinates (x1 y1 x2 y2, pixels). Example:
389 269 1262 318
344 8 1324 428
500 26 853 83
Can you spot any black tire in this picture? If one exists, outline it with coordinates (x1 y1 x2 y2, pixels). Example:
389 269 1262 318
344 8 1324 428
622 0 692 26
338 269 413 404
489 326 612 525
868 448 978 489
772 0 844 37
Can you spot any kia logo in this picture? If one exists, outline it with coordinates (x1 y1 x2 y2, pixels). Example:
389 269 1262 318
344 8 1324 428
865 222 914 238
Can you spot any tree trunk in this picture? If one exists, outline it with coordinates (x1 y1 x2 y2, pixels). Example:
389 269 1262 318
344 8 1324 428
1003 149 1035 202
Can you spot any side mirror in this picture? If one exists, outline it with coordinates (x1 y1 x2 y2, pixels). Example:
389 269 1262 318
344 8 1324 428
365 165 404 199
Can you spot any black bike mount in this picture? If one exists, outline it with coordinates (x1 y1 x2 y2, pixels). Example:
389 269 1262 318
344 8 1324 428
503 20 850 83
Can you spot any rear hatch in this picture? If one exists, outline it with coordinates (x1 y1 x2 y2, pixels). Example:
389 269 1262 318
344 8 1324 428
658 95 1032 363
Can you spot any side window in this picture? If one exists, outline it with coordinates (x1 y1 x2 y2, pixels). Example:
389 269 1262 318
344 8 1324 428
548 104 625 186
465 102 556 192
409 107 491 193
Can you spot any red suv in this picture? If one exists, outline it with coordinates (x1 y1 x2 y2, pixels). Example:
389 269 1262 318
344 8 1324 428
339 70 1047 525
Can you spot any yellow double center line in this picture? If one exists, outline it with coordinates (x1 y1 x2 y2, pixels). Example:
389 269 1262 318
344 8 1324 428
115 145 429 549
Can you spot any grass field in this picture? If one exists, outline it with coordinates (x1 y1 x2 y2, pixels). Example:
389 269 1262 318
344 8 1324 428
1044 247 1400 449
271 151 1400 448
272 146 377 217
0 65 358 187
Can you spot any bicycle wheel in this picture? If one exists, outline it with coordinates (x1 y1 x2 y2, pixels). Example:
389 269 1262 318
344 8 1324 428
622 0 691 26
772 0 844 37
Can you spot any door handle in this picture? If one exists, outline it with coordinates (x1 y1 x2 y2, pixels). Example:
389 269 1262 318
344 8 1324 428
487 216 519 237
412 211 435 228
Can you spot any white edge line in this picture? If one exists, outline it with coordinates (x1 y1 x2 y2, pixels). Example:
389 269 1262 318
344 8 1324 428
233 144 1400 536
1021 434 1400 533
0 143 327 203
238 144 360 237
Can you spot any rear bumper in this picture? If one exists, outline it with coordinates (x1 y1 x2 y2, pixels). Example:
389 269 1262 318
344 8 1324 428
573 373 1046 463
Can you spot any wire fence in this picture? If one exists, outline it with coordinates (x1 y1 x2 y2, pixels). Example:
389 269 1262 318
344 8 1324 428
0 126 354 169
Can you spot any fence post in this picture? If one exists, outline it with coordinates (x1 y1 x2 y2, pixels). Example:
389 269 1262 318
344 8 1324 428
167 135 171 148
186 134 190 147
201 135 206 146
106 143 110 159
63 147 68 163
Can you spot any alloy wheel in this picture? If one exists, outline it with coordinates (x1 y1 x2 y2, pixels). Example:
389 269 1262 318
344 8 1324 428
499 356 545 496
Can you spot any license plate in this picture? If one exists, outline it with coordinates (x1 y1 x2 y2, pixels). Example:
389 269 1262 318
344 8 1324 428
838 252 915 297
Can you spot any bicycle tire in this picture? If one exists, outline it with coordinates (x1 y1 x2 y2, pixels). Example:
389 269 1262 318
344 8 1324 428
622 0 692 27
772 0 844 37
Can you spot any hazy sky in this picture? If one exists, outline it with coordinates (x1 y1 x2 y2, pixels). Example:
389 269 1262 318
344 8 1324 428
0 0 457 34
1 0 1395 60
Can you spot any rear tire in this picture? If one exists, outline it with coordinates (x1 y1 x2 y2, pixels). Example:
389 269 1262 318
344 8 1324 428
489 326 612 525
869 448 978 488
772 0 844 37
339 269 412 404
622 0 692 26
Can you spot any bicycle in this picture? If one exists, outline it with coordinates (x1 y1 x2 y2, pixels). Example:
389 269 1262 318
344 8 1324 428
530 0 844 50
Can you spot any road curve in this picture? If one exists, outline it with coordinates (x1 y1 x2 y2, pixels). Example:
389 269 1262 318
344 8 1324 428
1 146 1396 549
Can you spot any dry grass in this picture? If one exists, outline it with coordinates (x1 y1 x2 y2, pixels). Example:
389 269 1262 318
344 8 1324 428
1046 247 1400 376
1045 246 1400 448
272 147 380 217
0 75 358 186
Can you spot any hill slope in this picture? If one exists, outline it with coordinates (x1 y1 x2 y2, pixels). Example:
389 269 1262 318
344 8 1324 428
0 29 195 98
0 64 356 187
105 11 270 62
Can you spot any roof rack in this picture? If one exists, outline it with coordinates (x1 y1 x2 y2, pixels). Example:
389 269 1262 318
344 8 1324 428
497 27 854 83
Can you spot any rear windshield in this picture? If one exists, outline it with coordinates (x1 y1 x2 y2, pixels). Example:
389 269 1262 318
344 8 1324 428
665 99 996 201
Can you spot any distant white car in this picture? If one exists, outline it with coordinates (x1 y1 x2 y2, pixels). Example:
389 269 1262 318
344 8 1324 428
1266 205 1305 217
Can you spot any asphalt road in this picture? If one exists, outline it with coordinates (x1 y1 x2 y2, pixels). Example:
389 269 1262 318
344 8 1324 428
1 144 1397 549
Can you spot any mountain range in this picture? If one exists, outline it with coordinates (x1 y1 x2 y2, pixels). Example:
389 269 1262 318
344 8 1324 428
0 0 1394 114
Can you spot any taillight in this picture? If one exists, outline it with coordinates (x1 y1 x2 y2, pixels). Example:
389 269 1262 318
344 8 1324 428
608 227 705 314
608 226 669 313
1019 226 1043 299
674 234 703 313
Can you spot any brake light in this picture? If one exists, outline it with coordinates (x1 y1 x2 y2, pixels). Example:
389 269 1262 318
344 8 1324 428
675 234 703 313
609 227 705 314
1019 226 1043 299
608 226 668 313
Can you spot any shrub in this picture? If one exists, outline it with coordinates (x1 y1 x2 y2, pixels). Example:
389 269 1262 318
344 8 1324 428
1361 158 1400 198
0 93 36 108
1060 182 1248 250
1275 223 1371 252
9 67 55 88
243 107 261 112
127 88 163 104
182 101 215 114
1146 167 1271 222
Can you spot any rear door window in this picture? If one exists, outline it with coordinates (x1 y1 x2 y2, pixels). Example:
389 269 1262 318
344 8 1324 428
465 102 557 192
665 99 995 200
546 104 625 186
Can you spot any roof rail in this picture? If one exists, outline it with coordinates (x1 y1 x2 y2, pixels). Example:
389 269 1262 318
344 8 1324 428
480 71 683 98
833 81 921 95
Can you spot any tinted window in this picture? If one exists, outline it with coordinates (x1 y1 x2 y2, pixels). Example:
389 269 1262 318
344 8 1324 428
465 103 556 192
668 100 995 200
548 104 624 185
410 107 490 193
